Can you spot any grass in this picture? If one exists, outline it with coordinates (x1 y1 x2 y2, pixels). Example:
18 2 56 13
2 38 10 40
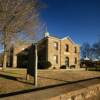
87 66 100 71
0 69 100 95
0 68 27 79
0 74 34 94
3 68 27 74
0 68 35 94
0 77 7 80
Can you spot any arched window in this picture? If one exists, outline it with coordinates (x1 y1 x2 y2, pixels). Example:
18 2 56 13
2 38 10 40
54 42 58 50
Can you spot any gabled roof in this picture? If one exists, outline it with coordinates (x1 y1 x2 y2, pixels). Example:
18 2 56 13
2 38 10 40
61 36 76 44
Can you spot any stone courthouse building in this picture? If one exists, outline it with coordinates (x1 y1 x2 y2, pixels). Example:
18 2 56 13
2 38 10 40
10 32 80 69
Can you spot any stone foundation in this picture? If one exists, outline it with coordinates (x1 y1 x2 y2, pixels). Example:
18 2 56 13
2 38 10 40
48 84 100 100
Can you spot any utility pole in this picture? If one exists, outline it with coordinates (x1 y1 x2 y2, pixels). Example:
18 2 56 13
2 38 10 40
34 43 38 86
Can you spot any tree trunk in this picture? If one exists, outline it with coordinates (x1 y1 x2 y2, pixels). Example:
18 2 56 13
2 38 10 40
2 31 7 70
3 51 7 69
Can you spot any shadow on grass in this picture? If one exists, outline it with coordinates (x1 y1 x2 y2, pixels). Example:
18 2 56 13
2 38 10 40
0 74 100 98
38 76 71 83
0 73 34 85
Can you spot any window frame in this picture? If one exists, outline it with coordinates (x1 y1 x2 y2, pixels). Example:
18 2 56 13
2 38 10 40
74 47 77 53
53 55 58 64
65 44 69 52
53 42 58 50
75 57 77 64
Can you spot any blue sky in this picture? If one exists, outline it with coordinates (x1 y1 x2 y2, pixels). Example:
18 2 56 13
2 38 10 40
41 0 100 45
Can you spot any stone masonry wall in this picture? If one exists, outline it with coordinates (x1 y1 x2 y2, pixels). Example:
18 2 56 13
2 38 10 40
60 39 80 69
12 43 31 68
48 84 100 100
47 36 80 69
48 36 61 69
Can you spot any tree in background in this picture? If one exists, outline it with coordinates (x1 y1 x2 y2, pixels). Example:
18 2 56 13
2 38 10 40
93 39 100 59
81 38 100 60
0 0 42 69
81 43 92 59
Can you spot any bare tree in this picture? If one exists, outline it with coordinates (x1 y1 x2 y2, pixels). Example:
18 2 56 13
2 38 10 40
0 0 41 69
93 39 100 59
81 43 91 58
81 38 100 60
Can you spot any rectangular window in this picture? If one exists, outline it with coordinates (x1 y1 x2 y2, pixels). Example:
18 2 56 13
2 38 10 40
54 42 58 50
53 55 58 64
65 44 69 52
74 47 77 53
75 57 77 64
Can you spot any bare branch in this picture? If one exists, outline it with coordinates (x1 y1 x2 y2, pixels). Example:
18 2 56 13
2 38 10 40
0 0 43 68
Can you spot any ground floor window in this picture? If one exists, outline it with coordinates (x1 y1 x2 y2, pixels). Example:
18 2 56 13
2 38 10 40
53 55 58 64
65 57 69 67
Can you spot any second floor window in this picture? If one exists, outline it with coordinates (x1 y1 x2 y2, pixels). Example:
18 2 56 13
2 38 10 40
75 57 77 64
74 47 77 53
65 44 69 52
54 42 58 50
